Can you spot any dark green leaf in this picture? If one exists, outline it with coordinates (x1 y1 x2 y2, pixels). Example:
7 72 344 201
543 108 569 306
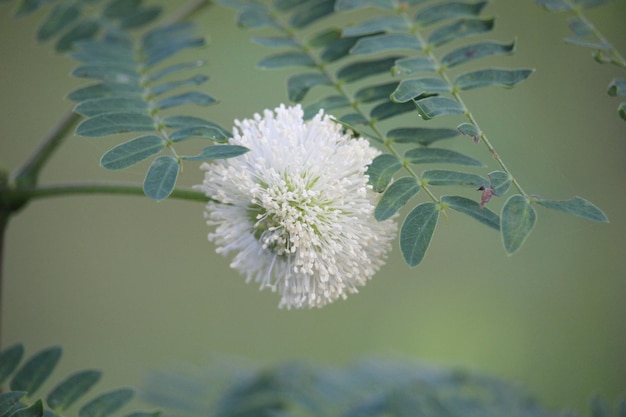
119 6 161 29
427 18 495 47
391 77 449 103
161 115 214 129
392 57 436 76
339 113 368 126
47 370 102 411
15 0 49 17
387 127 459 146
488 170 511 195
251 36 298 48
415 1 488 26
182 145 249 161
76 113 155 137
236 5 274 28
441 40 516 68
442 195 500 230
355 83 397 103
156 92 216 110
78 389 134 417
367 154 402 192
170 125 231 143
415 96 465 119
290 0 334 28
257 52 315 69
275 0 308 11
406 147 483 166
10 346 62 395
72 64 139 84
67 83 142 102
350 33 422 55
0 344 24 385
102 0 141 19
371 101 416 121
337 56 400 82
455 68 534 90
9 399 43 417
0 392 26 416
100 136 165 170
400 202 439 267
608 78 626 97
320 36 360 63
287 73 332 102
335 0 396 10
422 169 486 187
74 97 148 117
619 102 626 121
536 196 608 222
375 177 420 221
303 96 350 119
37 3 80 41
55 19 100 52
343 16 409 36
590 396 611 417
308 28 340 47
501 194 536 254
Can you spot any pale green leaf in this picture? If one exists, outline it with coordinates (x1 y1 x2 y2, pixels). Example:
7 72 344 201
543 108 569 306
400 202 439 267
308 28 341 47
457 122 480 141
390 77 449 103
415 1 488 26
337 56 400 82
251 36 298 48
100 136 165 170
119 6 161 30
73 97 148 117
143 156 179 201
535 0 571 10
0 392 26 416
536 196 608 222
406 147 483 166
339 113 368 126
355 83 397 103
0 344 24 385
9 399 43 417
335 0 395 10
143 37 204 68
37 3 80 41
574 0 615 8
76 113 155 137
236 5 275 29
182 145 249 161
275 0 308 11
320 36 361 63
367 154 402 192
151 75 209 97
47 370 102 411
289 0 334 28
10 346 62 395
428 18 495 47
415 96 465 119
619 102 626 121
102 0 142 19
442 195 500 230
488 170 511 195
608 79 626 96
303 95 350 119
67 83 142 102
70 40 135 65
392 57 436 76
257 52 315 69
568 17 593 37
161 115 214 129
149 60 206 82
350 33 422 55
387 127 459 146
170 125 231 143
72 64 139 84
501 194 536 254
422 169 487 187
78 389 134 417
156 92 216 110
441 40 516 68
565 37 610 50
287 73 332 101
375 177 420 221
370 101 415 121
55 19 100 52
343 16 409 37
455 68 534 90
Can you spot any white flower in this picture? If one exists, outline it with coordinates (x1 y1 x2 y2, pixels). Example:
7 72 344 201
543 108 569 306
196 104 397 309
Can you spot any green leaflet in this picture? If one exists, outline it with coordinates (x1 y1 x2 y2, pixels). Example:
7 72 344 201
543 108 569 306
252 36 298 48
303 95 350 119
335 0 396 10
151 74 209 97
156 91 217 110
608 79 626 96
375 177 421 221
289 0 334 28
0 344 24 385
143 156 179 201
400 202 439 267
76 113 155 137
236 5 276 29
287 73 332 101
78 389 134 417
118 6 161 30
428 18 495 47
536 196 608 222
422 169 487 187
74 96 148 117
68 83 143 102
488 171 511 195
441 40 516 68
343 16 409 37
0 391 27 416
370 101 416 121
100 136 165 170
414 1 488 26
391 77 450 103
455 68 534 90
355 82 398 103
182 145 250 161
367 154 402 192
337 56 401 82
170 125 231 143
319 36 361 63
387 127 459 146
55 19 100 52
619 102 626 121
150 61 206 82
457 122 480 141
161 115 216 129
442 195 500 230
37 3 80 41
10 346 62 395
405 147 483 166
72 64 140 84
9 399 43 417
257 52 316 69
47 370 102 411
415 96 465 119
392 57 437 76
350 33 423 55
501 194 536 254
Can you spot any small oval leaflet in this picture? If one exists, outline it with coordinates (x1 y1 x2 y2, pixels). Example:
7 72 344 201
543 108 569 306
350 33 423 55
78 388 134 417
375 177 421 221
536 196 608 222
428 18 495 47
387 127 459 146
46 370 102 411
501 194 536 254
455 68 534 91
441 40 516 68
366 154 402 193
488 171 511 196
457 122 480 142
76 113 155 137
10 346 62 394
143 156 179 201
182 145 249 161
257 52 316 69
415 96 465 119
441 195 500 231
400 202 439 267
287 73 332 102
422 169 487 187
405 147 483 167
391 77 450 103
414 1 488 27
100 135 165 170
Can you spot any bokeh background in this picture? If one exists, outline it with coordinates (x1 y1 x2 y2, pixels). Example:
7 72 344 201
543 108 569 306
1 0 625 414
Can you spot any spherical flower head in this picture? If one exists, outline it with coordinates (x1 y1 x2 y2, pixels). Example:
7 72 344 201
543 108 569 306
196 104 397 309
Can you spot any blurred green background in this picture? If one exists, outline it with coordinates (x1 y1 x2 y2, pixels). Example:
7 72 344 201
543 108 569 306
1 0 625 414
